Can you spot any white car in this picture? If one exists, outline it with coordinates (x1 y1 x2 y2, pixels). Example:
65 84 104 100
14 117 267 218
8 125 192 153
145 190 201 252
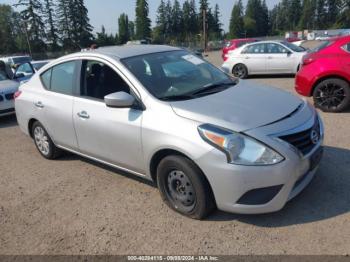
0 72 20 117
222 41 307 78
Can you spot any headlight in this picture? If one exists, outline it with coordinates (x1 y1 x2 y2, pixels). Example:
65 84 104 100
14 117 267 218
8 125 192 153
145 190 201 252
198 124 284 165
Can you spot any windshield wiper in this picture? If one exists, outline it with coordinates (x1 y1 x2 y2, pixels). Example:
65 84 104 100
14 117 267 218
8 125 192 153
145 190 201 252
159 94 195 101
190 80 237 96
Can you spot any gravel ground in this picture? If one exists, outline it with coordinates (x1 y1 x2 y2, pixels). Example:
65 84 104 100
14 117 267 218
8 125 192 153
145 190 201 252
0 50 349 255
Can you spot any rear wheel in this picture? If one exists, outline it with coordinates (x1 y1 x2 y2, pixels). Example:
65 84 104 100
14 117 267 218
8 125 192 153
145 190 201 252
232 64 248 79
32 121 62 159
156 155 215 219
313 78 350 112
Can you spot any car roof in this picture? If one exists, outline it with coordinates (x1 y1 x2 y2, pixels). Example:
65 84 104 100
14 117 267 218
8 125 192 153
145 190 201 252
247 40 284 44
84 45 182 59
31 60 52 64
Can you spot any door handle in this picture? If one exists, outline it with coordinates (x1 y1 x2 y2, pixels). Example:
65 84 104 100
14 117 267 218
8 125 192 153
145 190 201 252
245 56 250 59
34 101 44 108
77 111 90 119
267 56 273 59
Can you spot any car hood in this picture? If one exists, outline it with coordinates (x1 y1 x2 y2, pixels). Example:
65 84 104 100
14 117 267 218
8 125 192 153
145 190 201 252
170 80 303 132
0 80 20 93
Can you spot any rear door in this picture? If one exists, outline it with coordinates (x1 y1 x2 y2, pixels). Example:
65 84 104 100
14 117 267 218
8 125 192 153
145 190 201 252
38 60 80 149
241 43 267 74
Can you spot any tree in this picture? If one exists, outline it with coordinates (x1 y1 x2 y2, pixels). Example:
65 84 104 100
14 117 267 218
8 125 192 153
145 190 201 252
180 0 199 44
172 0 183 42
56 0 93 50
15 0 46 53
0 4 21 54
229 0 244 38
212 4 222 39
155 0 166 36
289 0 302 29
128 21 135 40
316 0 327 29
56 0 73 49
42 0 59 51
260 0 269 36
336 0 350 28
96 25 116 46
118 13 129 44
198 0 209 34
326 0 340 27
70 0 94 48
135 0 151 39
299 0 317 29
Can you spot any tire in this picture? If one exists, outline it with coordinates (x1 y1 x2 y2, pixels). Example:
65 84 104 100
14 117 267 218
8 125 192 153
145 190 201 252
156 155 215 219
232 63 248 79
32 121 62 159
313 78 350 113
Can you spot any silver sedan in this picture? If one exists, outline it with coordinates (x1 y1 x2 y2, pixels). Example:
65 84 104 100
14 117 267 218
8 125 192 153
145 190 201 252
15 45 324 219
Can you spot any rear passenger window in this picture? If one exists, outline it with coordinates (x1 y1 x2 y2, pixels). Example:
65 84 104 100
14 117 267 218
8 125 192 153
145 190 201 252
243 44 265 54
40 61 78 95
40 69 52 89
51 61 77 95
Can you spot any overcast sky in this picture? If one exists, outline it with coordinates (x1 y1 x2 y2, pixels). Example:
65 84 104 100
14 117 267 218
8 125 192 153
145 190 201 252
0 0 279 34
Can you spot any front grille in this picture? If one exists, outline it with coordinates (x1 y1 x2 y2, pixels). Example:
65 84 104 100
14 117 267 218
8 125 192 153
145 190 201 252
279 118 320 155
5 93 15 100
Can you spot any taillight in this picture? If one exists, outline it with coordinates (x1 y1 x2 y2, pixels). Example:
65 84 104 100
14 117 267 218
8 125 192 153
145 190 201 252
14 91 22 99
302 54 316 65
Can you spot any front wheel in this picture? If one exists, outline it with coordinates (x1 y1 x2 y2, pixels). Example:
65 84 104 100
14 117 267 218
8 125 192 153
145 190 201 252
156 155 215 219
232 63 248 79
313 78 350 113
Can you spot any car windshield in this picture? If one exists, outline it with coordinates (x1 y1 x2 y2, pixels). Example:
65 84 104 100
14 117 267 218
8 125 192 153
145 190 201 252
13 57 32 64
281 41 305 52
122 50 236 101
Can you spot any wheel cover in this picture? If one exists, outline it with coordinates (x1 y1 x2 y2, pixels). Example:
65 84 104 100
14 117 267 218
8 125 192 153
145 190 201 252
315 82 346 110
34 126 50 155
233 65 246 78
166 170 196 212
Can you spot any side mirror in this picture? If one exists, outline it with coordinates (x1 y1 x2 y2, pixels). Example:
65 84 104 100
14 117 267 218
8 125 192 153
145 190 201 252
104 91 135 108
287 51 292 56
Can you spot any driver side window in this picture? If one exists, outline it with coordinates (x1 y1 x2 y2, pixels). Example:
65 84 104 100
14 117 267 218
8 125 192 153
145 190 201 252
81 60 130 100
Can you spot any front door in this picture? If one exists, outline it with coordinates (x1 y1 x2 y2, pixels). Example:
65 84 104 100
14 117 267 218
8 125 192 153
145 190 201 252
265 43 294 73
241 43 267 74
73 59 144 173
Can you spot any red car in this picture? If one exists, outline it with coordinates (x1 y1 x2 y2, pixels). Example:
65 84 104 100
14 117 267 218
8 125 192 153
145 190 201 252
285 37 301 43
295 36 350 112
222 38 258 61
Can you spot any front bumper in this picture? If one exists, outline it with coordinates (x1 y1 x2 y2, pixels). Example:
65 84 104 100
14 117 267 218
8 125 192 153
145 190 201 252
196 111 324 214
